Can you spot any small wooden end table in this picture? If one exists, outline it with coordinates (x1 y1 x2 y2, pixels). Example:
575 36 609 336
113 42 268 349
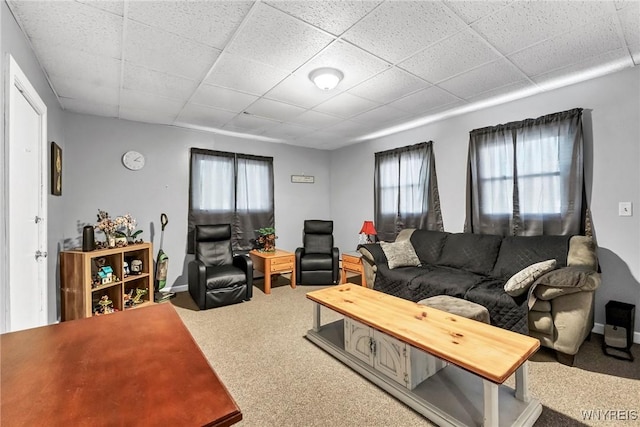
341 251 366 286
249 249 296 295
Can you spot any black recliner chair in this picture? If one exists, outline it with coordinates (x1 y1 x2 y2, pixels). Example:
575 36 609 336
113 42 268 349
188 224 252 309
295 220 339 285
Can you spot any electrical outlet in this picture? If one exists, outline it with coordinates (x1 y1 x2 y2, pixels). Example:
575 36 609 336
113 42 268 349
618 202 632 217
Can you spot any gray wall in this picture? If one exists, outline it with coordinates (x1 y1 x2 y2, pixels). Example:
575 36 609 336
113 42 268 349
330 66 640 336
62 114 331 292
1 0 66 324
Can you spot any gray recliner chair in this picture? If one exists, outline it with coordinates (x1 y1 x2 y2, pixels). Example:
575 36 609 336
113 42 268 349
295 220 340 285
188 224 252 309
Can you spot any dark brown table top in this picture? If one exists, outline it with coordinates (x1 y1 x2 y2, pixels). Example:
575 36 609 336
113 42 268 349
1 303 241 427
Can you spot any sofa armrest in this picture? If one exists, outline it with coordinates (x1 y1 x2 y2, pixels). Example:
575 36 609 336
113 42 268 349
550 291 596 355
188 259 207 309
233 254 253 299
358 243 388 266
533 266 601 300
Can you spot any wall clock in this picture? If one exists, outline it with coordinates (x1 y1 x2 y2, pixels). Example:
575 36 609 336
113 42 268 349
122 150 145 171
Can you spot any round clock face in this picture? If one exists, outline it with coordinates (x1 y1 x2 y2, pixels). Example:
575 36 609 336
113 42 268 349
122 150 145 170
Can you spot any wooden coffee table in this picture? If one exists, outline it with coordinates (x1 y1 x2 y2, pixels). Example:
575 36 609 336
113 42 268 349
306 284 541 427
249 249 296 295
1 304 242 427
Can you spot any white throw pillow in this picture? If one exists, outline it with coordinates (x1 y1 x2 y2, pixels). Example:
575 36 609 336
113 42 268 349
380 240 421 269
504 259 557 297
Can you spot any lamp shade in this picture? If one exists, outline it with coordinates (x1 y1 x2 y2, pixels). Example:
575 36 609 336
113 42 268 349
359 221 377 235
309 67 343 91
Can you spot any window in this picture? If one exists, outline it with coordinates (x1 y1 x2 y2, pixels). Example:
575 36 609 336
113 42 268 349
189 148 274 251
374 141 442 242
466 108 587 236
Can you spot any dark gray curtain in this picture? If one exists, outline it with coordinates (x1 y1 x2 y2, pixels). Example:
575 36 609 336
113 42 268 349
374 141 443 242
465 108 588 236
188 148 274 252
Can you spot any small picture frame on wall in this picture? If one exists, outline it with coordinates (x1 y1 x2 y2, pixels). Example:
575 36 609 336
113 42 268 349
51 141 62 196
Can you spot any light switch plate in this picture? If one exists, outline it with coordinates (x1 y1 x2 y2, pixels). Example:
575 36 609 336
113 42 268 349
618 202 632 216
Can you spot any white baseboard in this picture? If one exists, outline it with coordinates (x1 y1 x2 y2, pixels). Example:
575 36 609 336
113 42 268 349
593 322 640 344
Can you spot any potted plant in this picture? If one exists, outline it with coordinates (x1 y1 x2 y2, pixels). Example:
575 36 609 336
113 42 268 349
256 227 277 252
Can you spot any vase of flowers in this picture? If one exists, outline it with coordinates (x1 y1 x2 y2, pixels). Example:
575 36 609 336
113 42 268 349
95 210 117 247
115 213 142 244
256 227 277 252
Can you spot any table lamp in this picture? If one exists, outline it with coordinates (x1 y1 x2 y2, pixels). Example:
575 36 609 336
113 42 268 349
359 221 377 244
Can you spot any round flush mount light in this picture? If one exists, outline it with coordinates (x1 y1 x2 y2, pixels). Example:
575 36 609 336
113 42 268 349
309 67 344 91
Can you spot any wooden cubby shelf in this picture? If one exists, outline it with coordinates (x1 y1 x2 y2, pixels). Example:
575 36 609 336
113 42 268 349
61 242 154 321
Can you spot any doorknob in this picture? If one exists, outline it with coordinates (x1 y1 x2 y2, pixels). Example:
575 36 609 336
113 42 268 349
35 250 48 260
34 216 45 223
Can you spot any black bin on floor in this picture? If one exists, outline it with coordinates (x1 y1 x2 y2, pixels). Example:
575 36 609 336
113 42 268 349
603 300 635 361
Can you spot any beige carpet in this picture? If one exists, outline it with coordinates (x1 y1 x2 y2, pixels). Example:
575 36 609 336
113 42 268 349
171 279 639 427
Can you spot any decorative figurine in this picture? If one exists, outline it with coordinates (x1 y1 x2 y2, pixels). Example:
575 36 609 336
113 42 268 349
130 259 143 274
95 295 115 315
123 261 130 277
97 266 114 285
132 288 147 305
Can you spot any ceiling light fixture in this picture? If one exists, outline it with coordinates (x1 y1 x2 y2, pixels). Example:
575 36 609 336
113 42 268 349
309 67 344 91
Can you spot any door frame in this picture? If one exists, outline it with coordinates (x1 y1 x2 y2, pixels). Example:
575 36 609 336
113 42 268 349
1 54 48 332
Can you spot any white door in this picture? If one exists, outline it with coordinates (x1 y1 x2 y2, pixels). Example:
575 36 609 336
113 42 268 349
4 55 48 332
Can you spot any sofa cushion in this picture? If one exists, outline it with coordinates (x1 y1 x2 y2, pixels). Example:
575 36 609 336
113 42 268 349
504 259 557 296
380 240 421 269
464 278 529 333
409 230 449 265
533 266 598 289
492 235 570 279
567 236 598 270
534 285 583 300
438 233 502 275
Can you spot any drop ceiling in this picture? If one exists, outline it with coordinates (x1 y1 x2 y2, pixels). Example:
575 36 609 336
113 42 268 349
7 0 639 150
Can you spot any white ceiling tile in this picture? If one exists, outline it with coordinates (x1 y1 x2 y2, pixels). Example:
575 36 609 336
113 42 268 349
125 21 220 80
296 40 391 91
531 49 634 84
437 59 527 99
191 84 259 113
123 62 198 101
388 86 462 114
224 113 281 132
464 80 535 104
509 16 622 77
127 1 252 49
245 98 306 121
176 103 237 129
9 0 122 58
349 68 430 104
618 4 640 47
60 97 118 117
472 1 613 54
287 110 343 128
77 0 124 17
205 53 289 95
119 107 176 126
50 75 120 106
264 1 382 36
323 120 370 137
261 123 315 139
226 3 334 70
266 74 336 109
32 43 121 88
443 1 511 24
314 93 379 118
399 30 501 84
119 89 185 116
351 105 412 126
343 1 464 63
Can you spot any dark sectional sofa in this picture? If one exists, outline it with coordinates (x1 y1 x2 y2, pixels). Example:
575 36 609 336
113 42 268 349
358 229 601 364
